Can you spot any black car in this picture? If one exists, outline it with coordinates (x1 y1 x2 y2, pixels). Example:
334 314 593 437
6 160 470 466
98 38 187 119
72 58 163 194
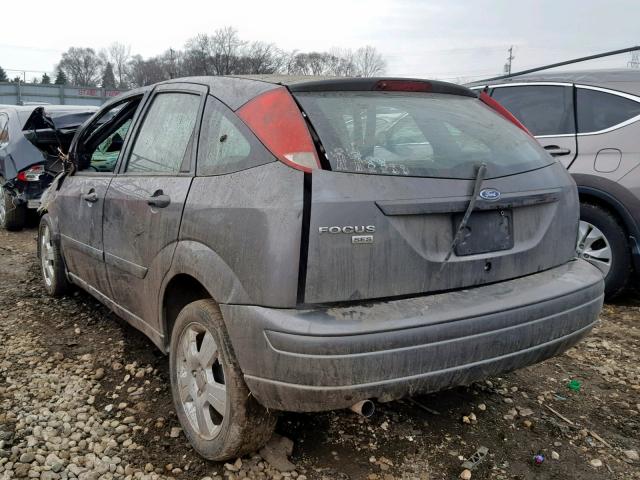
0 104 97 230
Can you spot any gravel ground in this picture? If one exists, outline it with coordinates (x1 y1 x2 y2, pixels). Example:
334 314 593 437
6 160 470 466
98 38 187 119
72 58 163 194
1 227 639 480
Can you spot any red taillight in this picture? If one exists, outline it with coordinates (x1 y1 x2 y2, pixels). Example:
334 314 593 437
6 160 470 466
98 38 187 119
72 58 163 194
479 91 533 136
17 165 44 182
237 88 320 173
374 80 432 92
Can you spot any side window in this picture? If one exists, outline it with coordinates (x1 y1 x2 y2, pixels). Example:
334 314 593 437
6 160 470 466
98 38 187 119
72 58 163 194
576 88 640 133
491 85 575 136
78 96 142 172
127 93 200 174
90 118 134 172
0 114 9 147
197 96 275 176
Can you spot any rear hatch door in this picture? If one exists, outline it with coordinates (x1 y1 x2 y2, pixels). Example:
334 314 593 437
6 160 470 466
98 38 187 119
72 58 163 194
293 85 579 304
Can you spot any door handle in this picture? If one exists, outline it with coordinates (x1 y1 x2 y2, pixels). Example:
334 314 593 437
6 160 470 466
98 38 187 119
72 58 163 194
147 192 171 208
544 145 571 157
81 190 98 203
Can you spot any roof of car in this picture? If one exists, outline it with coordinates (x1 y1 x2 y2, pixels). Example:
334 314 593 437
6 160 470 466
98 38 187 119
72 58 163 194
158 75 476 110
470 68 640 96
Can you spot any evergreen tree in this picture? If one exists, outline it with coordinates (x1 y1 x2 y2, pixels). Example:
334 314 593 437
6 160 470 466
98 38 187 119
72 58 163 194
41 73 51 84
54 70 67 85
0 66 7 82
101 62 117 89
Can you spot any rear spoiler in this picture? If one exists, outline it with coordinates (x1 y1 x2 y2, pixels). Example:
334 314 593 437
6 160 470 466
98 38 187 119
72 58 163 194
288 77 477 98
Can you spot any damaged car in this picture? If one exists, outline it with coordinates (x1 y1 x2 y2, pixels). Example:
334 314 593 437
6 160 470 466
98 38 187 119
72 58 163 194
36 76 604 460
0 105 97 230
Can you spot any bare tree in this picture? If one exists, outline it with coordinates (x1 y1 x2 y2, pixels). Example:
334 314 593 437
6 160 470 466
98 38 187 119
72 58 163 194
115 27 389 85
107 42 132 88
210 26 244 75
241 41 285 74
353 46 386 77
327 48 357 76
184 34 213 75
127 55 168 87
57 47 104 86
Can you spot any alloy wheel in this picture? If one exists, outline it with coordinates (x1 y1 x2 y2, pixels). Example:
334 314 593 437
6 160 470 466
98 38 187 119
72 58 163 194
0 188 5 225
577 220 612 277
176 323 227 440
40 224 55 287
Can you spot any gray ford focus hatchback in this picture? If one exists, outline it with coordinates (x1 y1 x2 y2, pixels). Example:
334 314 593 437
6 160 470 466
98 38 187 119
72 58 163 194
37 76 604 460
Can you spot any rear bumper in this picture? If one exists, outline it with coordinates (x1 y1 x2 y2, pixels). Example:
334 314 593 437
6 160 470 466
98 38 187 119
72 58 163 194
221 259 604 412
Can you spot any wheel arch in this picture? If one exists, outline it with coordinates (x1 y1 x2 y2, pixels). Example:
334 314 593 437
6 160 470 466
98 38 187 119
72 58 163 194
573 173 640 272
161 273 212 352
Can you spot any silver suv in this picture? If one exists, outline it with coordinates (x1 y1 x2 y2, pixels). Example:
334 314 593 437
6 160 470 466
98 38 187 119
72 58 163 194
37 76 603 460
470 69 640 298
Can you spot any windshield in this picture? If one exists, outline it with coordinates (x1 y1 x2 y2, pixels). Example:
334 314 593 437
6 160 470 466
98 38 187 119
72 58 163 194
294 91 553 179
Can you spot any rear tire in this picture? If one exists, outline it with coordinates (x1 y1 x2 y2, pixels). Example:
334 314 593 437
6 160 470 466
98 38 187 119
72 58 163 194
578 202 630 299
169 299 276 460
0 186 26 231
38 214 70 296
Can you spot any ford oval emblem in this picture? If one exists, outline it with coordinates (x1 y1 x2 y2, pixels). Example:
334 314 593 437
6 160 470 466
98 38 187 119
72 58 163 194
479 188 501 201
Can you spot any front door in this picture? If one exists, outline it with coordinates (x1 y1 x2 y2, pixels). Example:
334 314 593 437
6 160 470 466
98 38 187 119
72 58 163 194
490 84 578 167
103 85 206 328
56 95 144 297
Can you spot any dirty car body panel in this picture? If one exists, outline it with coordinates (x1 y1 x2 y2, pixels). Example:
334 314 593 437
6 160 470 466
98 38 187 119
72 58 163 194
43 76 604 415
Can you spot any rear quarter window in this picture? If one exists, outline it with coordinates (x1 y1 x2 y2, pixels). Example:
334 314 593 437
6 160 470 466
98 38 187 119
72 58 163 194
295 91 552 179
197 96 275 176
576 87 640 133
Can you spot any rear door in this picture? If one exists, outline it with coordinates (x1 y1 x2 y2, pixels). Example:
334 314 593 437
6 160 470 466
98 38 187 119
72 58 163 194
103 84 206 326
490 83 578 167
294 89 579 304
569 85 640 180
56 95 144 297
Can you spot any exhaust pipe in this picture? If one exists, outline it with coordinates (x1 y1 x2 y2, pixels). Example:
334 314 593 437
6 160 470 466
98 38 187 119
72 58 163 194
350 399 375 417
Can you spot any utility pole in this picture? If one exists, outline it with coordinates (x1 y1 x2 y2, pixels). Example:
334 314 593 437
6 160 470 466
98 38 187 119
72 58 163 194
504 46 515 75
169 48 176 79
629 51 640 69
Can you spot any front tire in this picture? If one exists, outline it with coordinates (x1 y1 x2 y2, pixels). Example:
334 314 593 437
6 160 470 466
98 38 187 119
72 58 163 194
169 299 276 461
577 203 630 299
0 186 26 231
38 214 70 296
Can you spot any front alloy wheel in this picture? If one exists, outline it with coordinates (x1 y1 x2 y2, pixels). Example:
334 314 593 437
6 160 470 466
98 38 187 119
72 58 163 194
41 223 56 288
38 214 70 296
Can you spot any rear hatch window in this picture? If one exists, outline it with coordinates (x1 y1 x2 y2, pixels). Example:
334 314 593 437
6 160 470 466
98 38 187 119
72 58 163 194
294 92 552 179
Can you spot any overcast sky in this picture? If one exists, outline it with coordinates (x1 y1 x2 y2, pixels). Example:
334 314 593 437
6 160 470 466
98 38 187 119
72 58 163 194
1 0 638 82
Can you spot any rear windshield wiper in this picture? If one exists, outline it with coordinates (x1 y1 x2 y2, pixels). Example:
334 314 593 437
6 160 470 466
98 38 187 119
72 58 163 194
442 162 488 264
